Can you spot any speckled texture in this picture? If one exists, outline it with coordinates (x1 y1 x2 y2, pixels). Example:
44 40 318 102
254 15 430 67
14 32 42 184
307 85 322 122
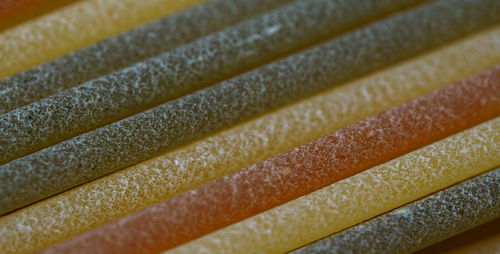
0 0 203 78
0 0 205 78
168 117 500 254
417 219 500 254
2 26 498 254
0 0 295 114
291 168 500 254
0 0 427 163
42 67 500 253
1 0 499 215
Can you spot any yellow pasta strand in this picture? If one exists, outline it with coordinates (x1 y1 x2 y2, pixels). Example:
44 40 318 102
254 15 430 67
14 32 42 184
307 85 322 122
169 117 500 254
0 0 80 32
0 26 499 254
0 0 204 78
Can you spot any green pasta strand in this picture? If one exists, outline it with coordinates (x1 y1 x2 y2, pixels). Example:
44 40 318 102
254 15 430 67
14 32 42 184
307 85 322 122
292 168 500 254
0 0 294 114
0 0 498 215
0 0 425 163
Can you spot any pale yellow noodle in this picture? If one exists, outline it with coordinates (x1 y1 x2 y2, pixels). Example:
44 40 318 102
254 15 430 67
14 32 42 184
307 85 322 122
169 118 500 254
0 0 205 78
0 26 499 254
